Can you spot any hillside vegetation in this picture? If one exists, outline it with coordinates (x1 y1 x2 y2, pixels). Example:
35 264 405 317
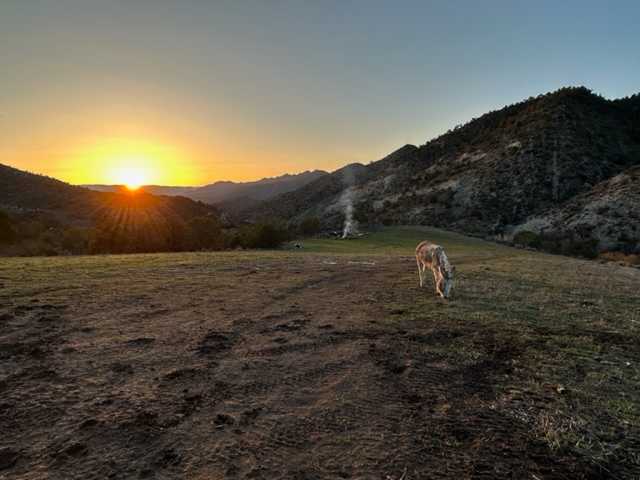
246 87 640 256
1 227 638 478
0 163 319 256
0 164 220 256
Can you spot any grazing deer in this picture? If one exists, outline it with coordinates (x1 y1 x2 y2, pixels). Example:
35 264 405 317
415 241 455 298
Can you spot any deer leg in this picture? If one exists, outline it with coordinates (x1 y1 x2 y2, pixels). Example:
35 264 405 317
416 257 423 287
433 270 442 297
422 264 430 288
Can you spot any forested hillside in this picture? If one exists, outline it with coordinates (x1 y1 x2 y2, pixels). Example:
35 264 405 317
0 164 220 255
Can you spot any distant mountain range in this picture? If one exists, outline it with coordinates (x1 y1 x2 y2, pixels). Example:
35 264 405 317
83 170 328 208
245 87 640 254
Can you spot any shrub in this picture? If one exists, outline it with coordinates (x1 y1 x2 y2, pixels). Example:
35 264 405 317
513 230 541 248
19 238 59 257
616 233 639 254
0 210 16 244
299 216 321 236
89 212 192 254
187 215 224 250
381 216 394 226
62 227 91 254
238 222 289 249
537 231 599 259
17 220 47 239
564 237 599 259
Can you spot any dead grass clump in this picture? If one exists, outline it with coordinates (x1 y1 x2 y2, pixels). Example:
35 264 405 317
599 251 640 266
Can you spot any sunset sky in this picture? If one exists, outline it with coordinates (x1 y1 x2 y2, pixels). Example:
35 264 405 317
2 0 639 186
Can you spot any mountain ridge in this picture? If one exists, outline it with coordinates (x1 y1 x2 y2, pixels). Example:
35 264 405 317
83 169 328 205
244 86 640 253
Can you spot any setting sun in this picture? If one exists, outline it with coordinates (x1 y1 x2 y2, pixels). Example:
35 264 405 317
58 138 202 187
113 165 149 190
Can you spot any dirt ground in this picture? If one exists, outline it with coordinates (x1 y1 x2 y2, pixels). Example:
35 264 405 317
1 242 639 479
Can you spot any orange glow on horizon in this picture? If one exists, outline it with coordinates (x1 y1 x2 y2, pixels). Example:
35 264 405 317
63 138 201 186
12 131 345 187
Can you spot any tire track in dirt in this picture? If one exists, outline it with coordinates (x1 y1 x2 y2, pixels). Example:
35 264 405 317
98 262 361 479
191 258 603 479
180 263 382 478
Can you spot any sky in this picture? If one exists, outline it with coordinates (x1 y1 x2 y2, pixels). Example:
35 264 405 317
1 0 639 186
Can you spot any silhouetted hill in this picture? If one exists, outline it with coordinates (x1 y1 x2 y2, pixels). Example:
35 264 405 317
246 87 640 254
1 163 99 222
1 163 213 223
83 170 328 207
0 163 219 255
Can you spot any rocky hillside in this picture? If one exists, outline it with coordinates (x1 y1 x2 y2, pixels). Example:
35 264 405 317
247 87 640 253
85 170 328 206
517 165 640 251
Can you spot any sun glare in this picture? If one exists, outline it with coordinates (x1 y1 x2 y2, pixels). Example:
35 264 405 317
66 138 201 187
115 166 148 191
110 153 165 191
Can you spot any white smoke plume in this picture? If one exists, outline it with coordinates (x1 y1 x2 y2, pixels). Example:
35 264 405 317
341 187 357 238
341 166 358 238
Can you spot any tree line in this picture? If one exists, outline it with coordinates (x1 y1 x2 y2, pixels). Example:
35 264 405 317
0 208 309 256
0 210 330 256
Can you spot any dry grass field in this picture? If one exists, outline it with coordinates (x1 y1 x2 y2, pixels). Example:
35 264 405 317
1 227 639 479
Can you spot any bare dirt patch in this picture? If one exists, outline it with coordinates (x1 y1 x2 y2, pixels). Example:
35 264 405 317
1 246 639 479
